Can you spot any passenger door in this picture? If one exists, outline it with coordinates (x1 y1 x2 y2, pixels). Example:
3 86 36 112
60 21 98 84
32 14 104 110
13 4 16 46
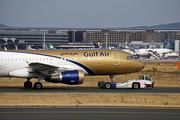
112 52 120 65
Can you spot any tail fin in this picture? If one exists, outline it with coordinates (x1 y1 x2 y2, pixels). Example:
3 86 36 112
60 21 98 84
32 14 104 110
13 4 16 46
26 45 33 50
47 43 56 50
165 38 172 49
4 46 7 50
93 40 101 49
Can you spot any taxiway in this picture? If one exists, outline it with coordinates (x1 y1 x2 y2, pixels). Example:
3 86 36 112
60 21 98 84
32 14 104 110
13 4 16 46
0 86 179 93
0 107 180 120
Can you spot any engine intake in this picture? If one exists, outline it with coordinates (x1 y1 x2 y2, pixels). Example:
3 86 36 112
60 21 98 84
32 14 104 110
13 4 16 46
45 70 84 85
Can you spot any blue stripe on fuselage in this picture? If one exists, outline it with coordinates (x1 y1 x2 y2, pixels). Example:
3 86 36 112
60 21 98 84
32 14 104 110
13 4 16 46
1 51 95 75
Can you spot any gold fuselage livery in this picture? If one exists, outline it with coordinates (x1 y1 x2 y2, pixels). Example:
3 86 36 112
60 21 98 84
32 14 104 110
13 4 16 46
0 49 144 89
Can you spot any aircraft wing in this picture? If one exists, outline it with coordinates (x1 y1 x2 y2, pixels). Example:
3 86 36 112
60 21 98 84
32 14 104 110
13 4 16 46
28 62 59 70
27 62 60 76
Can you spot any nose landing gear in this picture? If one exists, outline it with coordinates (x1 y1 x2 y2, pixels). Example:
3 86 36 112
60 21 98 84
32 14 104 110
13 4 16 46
110 75 115 83
98 75 116 89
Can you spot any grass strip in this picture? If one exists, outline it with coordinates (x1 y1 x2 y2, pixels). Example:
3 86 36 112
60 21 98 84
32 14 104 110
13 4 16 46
0 93 180 107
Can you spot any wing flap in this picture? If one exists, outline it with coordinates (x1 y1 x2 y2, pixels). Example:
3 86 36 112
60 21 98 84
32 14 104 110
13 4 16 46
27 62 59 76
28 62 59 70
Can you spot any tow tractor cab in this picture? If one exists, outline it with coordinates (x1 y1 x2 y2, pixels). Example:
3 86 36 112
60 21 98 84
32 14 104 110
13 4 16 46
98 75 154 89
137 75 153 87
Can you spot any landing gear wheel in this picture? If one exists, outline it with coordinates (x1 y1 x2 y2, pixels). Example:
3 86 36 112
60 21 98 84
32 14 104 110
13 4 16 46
34 82 43 90
105 82 111 89
24 81 32 88
132 83 140 89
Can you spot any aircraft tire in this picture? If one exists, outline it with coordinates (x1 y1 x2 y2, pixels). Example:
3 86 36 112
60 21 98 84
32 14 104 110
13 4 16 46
105 82 111 89
34 82 43 90
132 82 140 89
24 81 32 88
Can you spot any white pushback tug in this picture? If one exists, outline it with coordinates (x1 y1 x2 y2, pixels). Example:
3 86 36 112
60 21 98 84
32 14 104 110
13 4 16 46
98 75 154 89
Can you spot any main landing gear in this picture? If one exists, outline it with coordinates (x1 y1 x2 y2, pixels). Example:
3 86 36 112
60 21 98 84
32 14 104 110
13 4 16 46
24 79 43 90
34 82 43 90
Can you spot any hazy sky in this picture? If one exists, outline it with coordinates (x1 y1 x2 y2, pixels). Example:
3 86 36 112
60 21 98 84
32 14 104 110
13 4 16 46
0 0 180 27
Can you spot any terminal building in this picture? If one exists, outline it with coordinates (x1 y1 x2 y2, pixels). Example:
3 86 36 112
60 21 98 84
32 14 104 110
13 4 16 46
0 30 68 50
68 30 180 43
0 27 180 50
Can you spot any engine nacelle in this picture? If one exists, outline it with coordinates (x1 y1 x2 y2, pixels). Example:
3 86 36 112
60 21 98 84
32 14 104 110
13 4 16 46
45 70 84 85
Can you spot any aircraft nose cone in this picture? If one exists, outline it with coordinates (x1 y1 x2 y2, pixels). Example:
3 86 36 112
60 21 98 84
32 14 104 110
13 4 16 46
135 61 144 71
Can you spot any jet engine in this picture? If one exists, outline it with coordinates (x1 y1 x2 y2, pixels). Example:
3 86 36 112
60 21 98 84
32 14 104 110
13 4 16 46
45 70 84 85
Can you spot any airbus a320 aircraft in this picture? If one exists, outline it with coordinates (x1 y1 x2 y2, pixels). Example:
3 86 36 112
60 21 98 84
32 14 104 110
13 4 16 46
136 38 173 59
0 49 144 89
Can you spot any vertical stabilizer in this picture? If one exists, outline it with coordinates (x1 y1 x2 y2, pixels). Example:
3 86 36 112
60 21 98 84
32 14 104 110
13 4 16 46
47 43 56 50
93 40 101 49
165 38 172 49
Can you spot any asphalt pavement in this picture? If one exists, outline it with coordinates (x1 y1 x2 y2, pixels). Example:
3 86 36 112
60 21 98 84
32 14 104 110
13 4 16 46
0 86 179 93
0 107 180 120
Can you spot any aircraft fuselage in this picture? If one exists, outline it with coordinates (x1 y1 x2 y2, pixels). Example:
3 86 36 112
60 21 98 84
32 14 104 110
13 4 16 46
0 49 144 77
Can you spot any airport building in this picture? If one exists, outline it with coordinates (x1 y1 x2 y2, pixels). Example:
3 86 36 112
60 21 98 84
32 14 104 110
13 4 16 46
68 30 180 44
0 30 68 50
0 27 180 50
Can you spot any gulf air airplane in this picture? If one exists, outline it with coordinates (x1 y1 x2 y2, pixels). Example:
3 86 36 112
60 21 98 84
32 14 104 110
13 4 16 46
0 49 144 89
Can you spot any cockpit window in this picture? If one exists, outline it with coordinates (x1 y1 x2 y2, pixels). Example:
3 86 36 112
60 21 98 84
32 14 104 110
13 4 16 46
127 56 135 59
